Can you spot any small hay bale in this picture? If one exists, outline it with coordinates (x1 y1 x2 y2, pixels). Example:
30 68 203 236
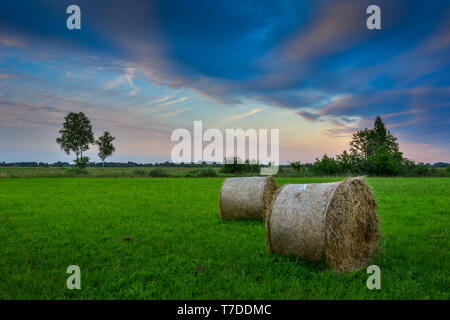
266 177 381 272
220 176 277 220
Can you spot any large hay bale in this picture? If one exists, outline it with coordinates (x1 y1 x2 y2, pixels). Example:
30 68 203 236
266 177 381 272
220 176 277 220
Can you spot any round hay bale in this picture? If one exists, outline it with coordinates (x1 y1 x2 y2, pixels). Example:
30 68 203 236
220 176 277 220
266 177 380 272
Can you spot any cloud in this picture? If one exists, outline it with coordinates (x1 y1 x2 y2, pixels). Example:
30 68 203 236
104 67 137 95
215 107 265 127
153 95 176 104
0 33 24 48
0 73 16 79
0 98 65 114
156 108 189 119
228 108 264 121
381 110 422 119
258 1 367 80
296 110 321 122
144 96 190 115
157 96 189 108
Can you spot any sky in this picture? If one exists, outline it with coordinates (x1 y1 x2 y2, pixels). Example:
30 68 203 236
0 0 449 164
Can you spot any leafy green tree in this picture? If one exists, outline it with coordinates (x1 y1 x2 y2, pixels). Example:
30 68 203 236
350 115 401 160
56 112 94 168
349 128 372 159
370 145 403 175
336 150 355 173
220 157 260 174
289 161 303 173
347 115 403 175
95 131 116 168
74 156 90 169
372 115 401 155
312 154 341 175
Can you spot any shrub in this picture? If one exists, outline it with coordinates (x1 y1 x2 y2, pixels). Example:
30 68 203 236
74 156 90 169
414 165 429 176
289 161 302 173
369 146 403 176
65 167 89 176
220 157 260 174
149 168 168 177
276 165 284 175
186 168 218 177
312 154 341 175
132 169 147 177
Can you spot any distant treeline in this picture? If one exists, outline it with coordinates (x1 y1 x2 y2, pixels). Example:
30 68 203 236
1 161 448 168
2 116 450 177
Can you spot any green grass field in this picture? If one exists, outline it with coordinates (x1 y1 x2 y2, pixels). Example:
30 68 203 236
0 177 448 299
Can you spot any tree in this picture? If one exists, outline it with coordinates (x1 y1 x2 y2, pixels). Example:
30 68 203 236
95 131 116 168
372 115 401 155
336 150 355 173
56 112 94 168
220 157 260 174
370 145 402 175
289 161 303 174
350 115 401 160
348 115 403 174
312 154 341 175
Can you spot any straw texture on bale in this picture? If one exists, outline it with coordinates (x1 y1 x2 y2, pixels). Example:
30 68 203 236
220 176 277 220
266 177 380 272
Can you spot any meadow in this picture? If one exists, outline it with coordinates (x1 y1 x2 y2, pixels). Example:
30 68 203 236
0 176 448 299
1 165 448 179
0 166 216 178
